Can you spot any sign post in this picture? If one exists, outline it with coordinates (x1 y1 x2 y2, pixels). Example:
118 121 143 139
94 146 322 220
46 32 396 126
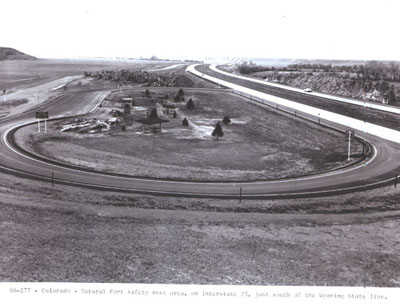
346 130 355 161
36 112 49 133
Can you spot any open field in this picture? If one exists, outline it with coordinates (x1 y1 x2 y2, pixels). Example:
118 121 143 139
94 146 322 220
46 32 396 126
0 169 400 285
14 88 364 181
0 58 187 93
0 58 200 119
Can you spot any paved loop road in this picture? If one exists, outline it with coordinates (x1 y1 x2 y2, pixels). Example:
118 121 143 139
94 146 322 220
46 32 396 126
1 73 400 199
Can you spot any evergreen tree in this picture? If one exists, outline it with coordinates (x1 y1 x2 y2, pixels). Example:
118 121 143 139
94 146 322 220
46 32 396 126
149 107 158 119
186 98 195 110
212 121 224 140
174 94 182 102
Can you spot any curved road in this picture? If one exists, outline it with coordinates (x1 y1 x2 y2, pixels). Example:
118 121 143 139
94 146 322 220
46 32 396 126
1 71 400 199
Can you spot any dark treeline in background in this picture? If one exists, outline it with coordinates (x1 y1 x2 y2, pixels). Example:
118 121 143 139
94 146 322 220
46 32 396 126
235 61 400 104
237 61 400 82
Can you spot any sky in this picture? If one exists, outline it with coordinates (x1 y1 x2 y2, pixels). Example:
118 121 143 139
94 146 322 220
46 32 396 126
1 0 399 61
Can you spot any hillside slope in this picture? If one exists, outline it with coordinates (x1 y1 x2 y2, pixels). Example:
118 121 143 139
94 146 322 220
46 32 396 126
271 73 397 104
241 70 399 105
0 47 37 61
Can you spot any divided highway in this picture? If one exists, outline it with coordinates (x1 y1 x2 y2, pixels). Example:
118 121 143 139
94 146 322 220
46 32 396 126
210 64 400 115
192 65 400 143
1 70 400 199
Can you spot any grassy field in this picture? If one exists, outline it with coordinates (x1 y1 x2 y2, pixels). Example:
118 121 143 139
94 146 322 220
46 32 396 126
0 58 187 92
0 170 399 285
15 87 364 181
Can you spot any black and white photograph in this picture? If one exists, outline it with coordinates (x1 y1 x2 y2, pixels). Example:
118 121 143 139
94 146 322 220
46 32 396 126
0 0 399 306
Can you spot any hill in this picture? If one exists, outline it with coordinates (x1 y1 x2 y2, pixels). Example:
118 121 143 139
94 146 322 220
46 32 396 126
0 47 37 61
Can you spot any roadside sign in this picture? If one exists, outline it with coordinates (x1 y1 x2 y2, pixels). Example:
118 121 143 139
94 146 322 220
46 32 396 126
36 111 49 119
36 111 49 133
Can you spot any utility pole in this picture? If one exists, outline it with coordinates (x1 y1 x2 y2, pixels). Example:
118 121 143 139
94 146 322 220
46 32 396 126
347 130 354 161
348 130 351 161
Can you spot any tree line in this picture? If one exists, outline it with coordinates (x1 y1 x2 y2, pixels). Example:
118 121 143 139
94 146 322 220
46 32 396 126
237 61 400 82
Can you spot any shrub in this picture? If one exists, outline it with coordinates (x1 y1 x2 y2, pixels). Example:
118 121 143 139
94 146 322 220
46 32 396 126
182 118 189 126
222 116 231 125
186 98 194 110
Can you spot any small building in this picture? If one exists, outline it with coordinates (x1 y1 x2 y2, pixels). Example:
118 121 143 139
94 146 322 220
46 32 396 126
122 97 135 106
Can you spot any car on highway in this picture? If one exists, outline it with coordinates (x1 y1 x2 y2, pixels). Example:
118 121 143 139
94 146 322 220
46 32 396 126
303 88 312 93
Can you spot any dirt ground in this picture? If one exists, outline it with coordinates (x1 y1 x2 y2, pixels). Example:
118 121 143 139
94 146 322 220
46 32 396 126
15 88 364 181
0 171 400 286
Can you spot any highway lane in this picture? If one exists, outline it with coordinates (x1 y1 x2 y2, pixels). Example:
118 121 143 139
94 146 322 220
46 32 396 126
190 65 400 144
211 65 400 115
1 80 400 198
195 65 400 133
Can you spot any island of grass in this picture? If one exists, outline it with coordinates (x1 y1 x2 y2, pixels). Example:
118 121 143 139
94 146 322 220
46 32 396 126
15 87 365 181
